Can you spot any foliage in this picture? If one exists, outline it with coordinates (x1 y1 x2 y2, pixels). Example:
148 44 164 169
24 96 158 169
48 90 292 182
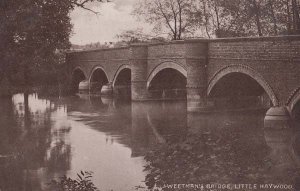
143 125 300 190
116 28 152 43
133 0 300 39
72 42 113 50
50 171 99 191
115 28 167 45
132 0 198 40
72 29 167 50
193 0 300 37
0 0 103 89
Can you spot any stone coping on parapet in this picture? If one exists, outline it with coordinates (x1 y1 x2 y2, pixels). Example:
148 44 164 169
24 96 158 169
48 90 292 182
67 35 300 55
206 35 300 43
67 46 130 55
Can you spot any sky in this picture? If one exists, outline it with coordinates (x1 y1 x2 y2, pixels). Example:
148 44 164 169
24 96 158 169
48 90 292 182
70 0 152 45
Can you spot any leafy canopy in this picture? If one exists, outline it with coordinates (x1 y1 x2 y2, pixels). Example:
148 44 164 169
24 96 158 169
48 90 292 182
0 0 103 86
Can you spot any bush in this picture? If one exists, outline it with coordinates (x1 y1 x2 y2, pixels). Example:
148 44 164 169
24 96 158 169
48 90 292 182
50 171 99 191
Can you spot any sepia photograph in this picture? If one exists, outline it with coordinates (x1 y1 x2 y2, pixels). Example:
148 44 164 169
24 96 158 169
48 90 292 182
0 0 300 190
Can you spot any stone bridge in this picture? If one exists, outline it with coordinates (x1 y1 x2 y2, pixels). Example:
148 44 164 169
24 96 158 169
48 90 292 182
66 35 300 127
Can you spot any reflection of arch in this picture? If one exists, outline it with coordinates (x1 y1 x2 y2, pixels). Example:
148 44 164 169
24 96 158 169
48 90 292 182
147 62 187 89
291 133 300 166
207 65 279 106
287 87 300 111
112 65 131 87
89 66 109 83
146 113 166 144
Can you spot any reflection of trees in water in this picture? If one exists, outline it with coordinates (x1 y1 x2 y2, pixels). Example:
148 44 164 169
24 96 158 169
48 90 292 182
46 139 71 172
0 94 72 191
0 96 26 190
0 96 22 154
144 113 300 190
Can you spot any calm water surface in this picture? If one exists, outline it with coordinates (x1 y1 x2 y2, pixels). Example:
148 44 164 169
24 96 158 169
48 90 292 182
0 93 299 191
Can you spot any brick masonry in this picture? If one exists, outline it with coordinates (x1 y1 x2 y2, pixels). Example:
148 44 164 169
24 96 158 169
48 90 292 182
66 35 300 111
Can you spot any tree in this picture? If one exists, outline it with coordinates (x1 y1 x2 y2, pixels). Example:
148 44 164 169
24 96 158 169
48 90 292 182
0 0 104 90
115 28 167 46
116 28 151 43
133 0 198 40
292 0 300 33
193 0 300 38
0 0 104 113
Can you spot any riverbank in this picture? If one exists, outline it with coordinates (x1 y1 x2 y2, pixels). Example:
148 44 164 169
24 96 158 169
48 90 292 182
0 84 69 98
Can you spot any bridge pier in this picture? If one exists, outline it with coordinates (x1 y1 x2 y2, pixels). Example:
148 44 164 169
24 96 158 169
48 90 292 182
101 83 113 95
113 85 131 98
88 81 113 95
186 41 211 112
130 45 149 101
264 106 291 129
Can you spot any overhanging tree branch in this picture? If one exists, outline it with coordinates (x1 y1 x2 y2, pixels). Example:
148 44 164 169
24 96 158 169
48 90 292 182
70 0 104 14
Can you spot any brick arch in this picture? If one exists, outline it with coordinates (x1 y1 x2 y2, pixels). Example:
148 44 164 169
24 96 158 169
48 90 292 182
70 67 87 93
112 64 131 87
147 62 187 89
287 87 300 111
207 65 279 106
88 66 109 83
72 67 87 79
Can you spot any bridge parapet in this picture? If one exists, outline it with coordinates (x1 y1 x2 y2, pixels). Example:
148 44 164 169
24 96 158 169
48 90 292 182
147 41 185 59
208 36 300 61
66 35 300 126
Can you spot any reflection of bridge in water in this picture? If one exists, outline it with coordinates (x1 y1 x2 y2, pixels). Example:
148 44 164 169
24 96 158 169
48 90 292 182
68 96 187 157
69 95 300 179
67 36 300 128
1 93 299 189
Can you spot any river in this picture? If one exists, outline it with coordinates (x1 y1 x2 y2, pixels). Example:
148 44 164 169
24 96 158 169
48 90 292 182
0 93 299 191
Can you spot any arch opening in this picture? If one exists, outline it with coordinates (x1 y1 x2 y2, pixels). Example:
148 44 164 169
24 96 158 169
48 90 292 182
113 68 131 99
148 68 187 100
90 68 109 94
71 68 86 94
292 100 300 122
0 69 3 82
209 72 272 110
